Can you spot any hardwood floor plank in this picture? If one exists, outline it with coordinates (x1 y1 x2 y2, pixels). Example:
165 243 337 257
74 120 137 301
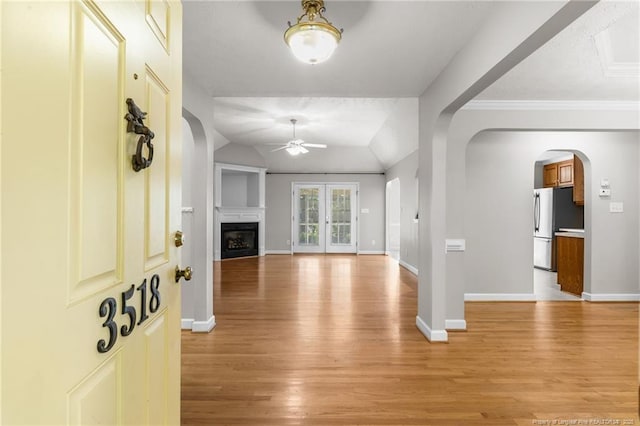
181 255 638 425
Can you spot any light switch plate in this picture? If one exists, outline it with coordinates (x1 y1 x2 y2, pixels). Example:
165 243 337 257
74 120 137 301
599 188 611 197
361 208 370 214
600 178 610 188
609 202 624 213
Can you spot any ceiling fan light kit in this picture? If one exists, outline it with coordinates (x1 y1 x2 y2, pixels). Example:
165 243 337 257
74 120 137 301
271 118 327 156
284 0 342 65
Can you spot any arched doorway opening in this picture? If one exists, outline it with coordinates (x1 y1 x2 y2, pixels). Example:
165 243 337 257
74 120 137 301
533 149 588 301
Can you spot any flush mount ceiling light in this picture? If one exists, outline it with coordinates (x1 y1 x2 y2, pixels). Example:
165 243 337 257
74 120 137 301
284 0 343 65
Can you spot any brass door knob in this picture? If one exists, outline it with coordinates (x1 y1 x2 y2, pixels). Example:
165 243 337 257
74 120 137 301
175 266 193 283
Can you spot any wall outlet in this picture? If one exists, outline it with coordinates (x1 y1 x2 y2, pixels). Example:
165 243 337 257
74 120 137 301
599 188 611 197
286 239 291 245
371 240 376 245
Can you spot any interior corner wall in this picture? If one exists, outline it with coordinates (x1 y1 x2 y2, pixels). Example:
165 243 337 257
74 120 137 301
464 130 639 296
265 174 386 253
385 151 419 272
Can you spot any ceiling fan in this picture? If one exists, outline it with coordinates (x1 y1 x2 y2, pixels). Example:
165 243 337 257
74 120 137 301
270 119 327 156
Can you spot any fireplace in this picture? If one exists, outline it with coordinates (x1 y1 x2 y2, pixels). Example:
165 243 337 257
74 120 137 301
221 222 259 259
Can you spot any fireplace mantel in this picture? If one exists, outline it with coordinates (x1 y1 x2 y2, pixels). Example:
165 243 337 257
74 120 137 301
214 163 266 260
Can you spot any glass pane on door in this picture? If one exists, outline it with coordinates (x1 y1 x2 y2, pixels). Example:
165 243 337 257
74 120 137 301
330 188 351 245
298 188 320 246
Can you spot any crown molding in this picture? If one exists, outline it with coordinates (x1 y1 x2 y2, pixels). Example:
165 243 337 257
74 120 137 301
462 100 640 111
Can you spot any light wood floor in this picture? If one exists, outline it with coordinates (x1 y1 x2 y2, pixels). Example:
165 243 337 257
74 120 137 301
181 255 639 425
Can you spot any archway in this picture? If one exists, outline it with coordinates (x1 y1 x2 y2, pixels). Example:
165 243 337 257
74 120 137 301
181 109 215 332
532 150 588 301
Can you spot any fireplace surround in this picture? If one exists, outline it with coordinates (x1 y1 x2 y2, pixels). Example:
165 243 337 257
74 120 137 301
221 222 258 259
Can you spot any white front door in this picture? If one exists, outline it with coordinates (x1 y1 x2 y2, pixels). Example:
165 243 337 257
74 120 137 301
1 1 183 424
292 183 358 254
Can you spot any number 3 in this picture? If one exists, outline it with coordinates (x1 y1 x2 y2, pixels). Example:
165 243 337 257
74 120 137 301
97 298 117 353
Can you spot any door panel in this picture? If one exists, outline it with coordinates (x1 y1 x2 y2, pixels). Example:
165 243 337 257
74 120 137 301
144 67 170 270
293 185 325 253
1 1 182 424
326 185 357 253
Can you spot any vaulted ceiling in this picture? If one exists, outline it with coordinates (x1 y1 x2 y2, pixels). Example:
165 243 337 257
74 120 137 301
182 1 639 172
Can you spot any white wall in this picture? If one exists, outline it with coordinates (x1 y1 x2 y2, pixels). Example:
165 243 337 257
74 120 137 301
465 130 639 297
265 173 386 253
214 143 266 168
385 151 419 272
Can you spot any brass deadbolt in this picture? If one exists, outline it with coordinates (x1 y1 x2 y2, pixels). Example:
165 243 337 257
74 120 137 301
175 266 193 283
174 230 185 247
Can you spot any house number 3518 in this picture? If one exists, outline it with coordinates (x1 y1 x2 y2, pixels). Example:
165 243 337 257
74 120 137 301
97 274 161 353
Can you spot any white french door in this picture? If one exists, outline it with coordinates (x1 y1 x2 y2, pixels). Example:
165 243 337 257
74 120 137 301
292 183 358 253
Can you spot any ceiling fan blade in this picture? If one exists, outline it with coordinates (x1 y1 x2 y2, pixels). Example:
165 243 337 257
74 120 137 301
301 143 327 148
270 146 288 152
299 146 309 154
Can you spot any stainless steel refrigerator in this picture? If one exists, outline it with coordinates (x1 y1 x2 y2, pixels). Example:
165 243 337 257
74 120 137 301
533 187 583 270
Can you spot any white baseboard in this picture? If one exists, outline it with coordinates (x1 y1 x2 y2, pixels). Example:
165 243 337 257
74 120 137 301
582 292 640 302
552 283 561 290
399 260 418 276
465 293 537 301
416 315 448 342
181 318 194 330
358 250 385 255
192 315 216 333
445 319 467 330
385 250 391 256
266 250 292 255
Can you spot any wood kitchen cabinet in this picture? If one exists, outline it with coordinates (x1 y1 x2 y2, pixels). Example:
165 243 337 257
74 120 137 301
543 163 558 188
573 155 584 205
544 159 574 188
556 235 584 296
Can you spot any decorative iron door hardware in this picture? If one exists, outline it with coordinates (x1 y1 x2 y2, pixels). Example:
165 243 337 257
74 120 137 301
124 98 155 172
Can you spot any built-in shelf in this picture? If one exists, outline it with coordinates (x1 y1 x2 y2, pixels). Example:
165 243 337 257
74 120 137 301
214 163 267 260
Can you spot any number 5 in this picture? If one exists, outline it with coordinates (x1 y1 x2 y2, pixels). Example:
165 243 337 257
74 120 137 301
120 284 136 337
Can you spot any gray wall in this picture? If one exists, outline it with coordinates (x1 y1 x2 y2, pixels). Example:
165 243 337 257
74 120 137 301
265 173 386 253
465 130 639 296
221 173 248 207
385 151 419 271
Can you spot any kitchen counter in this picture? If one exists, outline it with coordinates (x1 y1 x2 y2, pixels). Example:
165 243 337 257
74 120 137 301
555 228 584 238
555 231 584 238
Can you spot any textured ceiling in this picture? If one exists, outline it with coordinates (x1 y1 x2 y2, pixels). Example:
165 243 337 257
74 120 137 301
478 1 639 100
183 1 640 172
